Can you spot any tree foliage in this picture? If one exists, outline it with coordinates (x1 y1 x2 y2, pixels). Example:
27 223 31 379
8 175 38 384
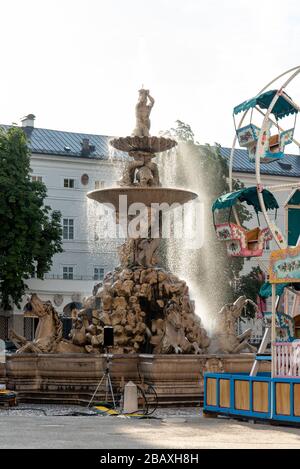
169 120 195 143
235 266 265 317
0 127 63 310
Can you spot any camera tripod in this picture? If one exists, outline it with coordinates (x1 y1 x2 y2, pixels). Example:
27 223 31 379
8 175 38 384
87 348 116 409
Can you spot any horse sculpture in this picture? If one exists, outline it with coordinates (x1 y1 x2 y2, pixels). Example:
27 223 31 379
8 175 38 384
210 295 257 353
10 294 86 353
150 301 209 354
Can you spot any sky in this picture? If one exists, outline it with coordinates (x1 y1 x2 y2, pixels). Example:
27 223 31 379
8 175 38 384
1 0 300 146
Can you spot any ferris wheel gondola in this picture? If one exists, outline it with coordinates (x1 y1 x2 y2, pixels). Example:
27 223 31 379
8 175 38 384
212 186 277 257
233 89 297 163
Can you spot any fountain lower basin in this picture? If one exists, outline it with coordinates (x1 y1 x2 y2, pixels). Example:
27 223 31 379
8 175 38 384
2 353 268 405
87 187 198 209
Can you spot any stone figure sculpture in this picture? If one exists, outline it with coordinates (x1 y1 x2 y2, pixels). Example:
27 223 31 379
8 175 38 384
119 152 160 187
210 296 257 353
10 294 86 353
10 265 212 355
10 291 257 356
132 89 155 137
135 237 160 268
150 300 210 354
84 267 211 354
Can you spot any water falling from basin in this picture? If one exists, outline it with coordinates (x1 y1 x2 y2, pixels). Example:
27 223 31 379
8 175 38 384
157 142 231 335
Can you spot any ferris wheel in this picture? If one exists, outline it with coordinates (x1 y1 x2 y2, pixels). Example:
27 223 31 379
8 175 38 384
207 68 300 417
213 66 300 259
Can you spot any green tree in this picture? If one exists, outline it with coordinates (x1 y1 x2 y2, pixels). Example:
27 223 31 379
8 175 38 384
235 266 265 317
170 120 195 143
0 127 63 310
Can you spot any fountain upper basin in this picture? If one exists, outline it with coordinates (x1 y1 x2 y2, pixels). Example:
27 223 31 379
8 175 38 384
109 136 177 154
87 187 198 209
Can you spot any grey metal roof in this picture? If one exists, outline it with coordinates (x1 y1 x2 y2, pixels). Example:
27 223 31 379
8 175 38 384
221 147 300 178
0 125 125 159
1 123 300 177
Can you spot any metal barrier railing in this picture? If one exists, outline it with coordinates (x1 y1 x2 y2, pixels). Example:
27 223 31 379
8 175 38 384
274 342 300 377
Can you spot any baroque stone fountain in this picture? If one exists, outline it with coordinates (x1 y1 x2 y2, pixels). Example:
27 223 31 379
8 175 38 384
84 88 210 355
1 90 264 405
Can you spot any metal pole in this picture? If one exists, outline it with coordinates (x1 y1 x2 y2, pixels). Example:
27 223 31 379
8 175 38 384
88 373 106 408
270 282 277 420
271 283 276 378
107 374 116 409
255 92 283 247
280 92 300 112
265 182 300 192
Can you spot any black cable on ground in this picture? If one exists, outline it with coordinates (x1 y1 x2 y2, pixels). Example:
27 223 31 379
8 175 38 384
143 383 158 416
136 360 159 416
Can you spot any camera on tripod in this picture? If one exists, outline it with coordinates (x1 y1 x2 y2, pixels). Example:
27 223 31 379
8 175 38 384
88 326 115 409
103 326 114 348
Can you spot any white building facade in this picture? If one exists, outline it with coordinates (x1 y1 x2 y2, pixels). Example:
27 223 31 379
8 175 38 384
1 116 124 339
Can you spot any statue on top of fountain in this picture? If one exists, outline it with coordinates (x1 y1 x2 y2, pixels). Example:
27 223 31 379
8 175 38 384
132 88 155 137
119 89 159 187
109 88 176 154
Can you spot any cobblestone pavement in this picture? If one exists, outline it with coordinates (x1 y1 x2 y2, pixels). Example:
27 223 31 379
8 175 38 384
0 404 300 448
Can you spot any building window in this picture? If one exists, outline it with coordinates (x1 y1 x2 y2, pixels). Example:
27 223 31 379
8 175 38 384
95 180 105 189
63 218 74 240
64 178 75 188
63 266 74 280
0 316 9 340
32 175 43 182
24 317 37 341
94 267 104 281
